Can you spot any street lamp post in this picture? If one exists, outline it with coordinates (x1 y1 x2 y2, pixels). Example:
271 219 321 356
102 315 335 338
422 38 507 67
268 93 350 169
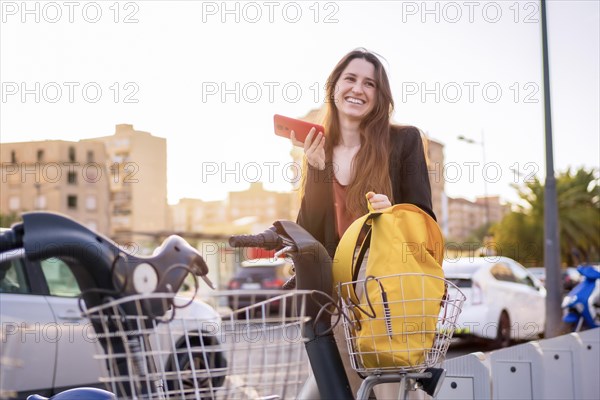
457 131 490 225
540 0 562 338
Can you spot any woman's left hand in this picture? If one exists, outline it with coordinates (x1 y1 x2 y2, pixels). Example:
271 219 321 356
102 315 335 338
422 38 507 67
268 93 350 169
366 192 392 210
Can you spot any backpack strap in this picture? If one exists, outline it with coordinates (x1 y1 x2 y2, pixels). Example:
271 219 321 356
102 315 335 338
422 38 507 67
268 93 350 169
333 210 381 300
352 228 372 283
334 213 368 286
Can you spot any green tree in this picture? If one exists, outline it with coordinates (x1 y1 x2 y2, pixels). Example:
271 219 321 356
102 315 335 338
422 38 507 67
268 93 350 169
492 167 599 266
0 212 21 228
465 221 495 243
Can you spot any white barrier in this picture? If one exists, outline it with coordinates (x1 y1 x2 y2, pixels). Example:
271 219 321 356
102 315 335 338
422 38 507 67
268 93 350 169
574 328 600 399
436 328 600 399
535 333 584 399
436 352 491 399
489 342 544 399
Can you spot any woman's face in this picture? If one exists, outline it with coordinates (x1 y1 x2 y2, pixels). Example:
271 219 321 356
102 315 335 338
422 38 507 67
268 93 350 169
333 57 377 123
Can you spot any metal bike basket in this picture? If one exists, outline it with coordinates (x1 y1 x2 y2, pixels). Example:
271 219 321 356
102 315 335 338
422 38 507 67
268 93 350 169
338 273 466 374
83 290 313 399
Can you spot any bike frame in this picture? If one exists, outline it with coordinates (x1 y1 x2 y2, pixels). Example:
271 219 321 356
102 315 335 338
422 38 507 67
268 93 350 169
270 221 355 399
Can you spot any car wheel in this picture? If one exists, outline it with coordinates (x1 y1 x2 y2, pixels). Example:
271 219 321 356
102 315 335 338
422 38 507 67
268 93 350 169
166 335 227 397
495 311 511 348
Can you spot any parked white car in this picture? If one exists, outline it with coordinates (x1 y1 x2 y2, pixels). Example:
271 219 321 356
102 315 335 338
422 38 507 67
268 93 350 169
0 255 223 398
443 256 546 347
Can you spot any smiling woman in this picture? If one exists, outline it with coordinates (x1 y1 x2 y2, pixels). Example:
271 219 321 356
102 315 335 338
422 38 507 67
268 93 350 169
292 48 436 397
295 48 435 258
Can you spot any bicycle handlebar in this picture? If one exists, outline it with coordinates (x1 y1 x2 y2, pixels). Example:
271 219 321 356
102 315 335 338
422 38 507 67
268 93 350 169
1 212 213 314
228 227 282 249
0 222 24 252
229 221 333 310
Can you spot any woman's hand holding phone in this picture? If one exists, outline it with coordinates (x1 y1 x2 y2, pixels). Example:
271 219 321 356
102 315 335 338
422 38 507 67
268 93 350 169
291 128 326 171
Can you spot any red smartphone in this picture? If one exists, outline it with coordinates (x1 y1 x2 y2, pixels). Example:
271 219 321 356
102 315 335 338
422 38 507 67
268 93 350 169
274 114 325 144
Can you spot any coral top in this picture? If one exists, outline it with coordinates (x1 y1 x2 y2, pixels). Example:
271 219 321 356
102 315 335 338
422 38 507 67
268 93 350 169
333 178 355 239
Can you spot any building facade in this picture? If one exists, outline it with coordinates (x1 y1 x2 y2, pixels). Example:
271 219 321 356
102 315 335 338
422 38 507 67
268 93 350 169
170 198 227 233
169 184 296 236
0 140 111 234
228 182 295 228
85 124 168 246
447 195 510 242
425 138 445 226
168 186 294 290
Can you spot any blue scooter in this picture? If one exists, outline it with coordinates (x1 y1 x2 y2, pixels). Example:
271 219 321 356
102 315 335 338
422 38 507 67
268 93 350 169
562 264 600 331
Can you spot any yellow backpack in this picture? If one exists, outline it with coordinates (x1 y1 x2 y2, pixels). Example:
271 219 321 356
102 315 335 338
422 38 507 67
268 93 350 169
333 203 445 369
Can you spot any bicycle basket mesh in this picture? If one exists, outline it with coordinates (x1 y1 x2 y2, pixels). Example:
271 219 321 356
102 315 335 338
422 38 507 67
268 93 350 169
338 273 465 373
83 290 312 399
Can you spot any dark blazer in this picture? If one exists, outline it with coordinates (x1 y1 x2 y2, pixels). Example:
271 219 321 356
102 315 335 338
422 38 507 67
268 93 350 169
296 125 435 258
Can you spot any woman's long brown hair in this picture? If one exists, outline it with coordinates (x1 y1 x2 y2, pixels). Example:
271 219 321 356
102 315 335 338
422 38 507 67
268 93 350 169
322 49 395 218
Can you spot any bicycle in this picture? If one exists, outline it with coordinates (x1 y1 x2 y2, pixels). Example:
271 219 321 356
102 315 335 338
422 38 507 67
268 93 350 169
2 212 464 399
228 222 466 400
0 212 324 399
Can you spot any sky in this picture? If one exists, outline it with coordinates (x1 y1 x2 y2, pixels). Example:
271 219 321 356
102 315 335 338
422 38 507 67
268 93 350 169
1 0 598 205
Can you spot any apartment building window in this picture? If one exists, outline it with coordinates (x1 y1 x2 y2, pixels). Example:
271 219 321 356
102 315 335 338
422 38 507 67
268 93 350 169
68 146 76 162
67 195 78 209
10 150 16 164
87 150 94 163
35 195 47 210
8 196 20 211
37 150 44 162
67 171 77 185
86 195 97 210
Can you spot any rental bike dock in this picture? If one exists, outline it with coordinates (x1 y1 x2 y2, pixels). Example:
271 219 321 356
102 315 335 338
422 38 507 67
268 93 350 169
435 328 600 399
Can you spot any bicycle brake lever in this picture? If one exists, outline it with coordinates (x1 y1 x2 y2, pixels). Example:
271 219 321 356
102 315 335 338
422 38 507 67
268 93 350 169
190 254 215 289
274 245 296 258
282 275 296 290
200 275 216 289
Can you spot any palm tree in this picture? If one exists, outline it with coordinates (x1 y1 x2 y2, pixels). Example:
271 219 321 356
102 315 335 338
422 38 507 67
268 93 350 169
556 168 600 264
493 167 599 265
